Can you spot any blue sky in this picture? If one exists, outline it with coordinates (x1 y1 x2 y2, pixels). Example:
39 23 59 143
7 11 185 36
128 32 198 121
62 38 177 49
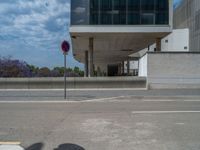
0 0 181 69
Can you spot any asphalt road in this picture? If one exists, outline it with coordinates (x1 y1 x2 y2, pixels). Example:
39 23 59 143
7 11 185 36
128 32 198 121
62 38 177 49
0 89 200 101
0 92 200 150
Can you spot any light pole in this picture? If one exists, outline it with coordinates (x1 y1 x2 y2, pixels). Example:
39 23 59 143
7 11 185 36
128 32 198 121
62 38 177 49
61 40 70 100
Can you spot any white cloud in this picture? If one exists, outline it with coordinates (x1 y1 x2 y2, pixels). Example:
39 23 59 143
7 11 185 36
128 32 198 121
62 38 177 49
0 0 83 68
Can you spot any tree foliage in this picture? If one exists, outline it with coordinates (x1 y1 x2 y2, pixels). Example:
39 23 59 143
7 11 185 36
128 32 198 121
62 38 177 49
0 57 84 78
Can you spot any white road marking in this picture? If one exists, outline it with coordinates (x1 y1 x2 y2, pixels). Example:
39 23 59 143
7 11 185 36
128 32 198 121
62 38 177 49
143 99 176 102
143 99 200 102
132 111 200 114
0 96 127 103
175 123 185 125
183 100 200 102
83 96 126 102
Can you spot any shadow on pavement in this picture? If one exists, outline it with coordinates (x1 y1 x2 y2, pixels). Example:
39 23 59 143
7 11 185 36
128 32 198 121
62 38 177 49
26 143 44 150
54 143 85 150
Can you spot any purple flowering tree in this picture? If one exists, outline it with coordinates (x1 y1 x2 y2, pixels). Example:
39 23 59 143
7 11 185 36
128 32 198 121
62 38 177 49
0 56 32 77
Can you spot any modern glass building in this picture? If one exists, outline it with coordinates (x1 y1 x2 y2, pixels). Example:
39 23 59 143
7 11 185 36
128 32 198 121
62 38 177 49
70 0 173 76
71 0 169 25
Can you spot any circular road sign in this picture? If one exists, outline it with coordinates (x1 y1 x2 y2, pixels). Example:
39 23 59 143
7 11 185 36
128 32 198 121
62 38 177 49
61 40 70 54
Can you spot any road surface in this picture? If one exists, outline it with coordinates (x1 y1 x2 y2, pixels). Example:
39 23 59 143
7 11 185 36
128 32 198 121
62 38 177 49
0 89 200 150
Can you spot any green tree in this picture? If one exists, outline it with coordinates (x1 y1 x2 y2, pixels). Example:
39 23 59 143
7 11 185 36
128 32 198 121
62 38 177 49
73 66 84 77
38 67 51 77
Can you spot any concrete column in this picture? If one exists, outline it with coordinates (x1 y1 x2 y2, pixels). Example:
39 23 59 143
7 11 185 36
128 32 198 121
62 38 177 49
97 66 101 76
127 60 130 75
122 61 125 75
156 38 161 52
84 50 89 77
118 63 121 75
88 37 94 77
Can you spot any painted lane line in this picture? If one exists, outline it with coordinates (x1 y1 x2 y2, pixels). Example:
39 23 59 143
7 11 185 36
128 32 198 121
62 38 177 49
183 100 200 102
0 96 127 103
82 96 126 102
175 123 185 125
143 99 200 102
143 100 176 102
132 111 200 114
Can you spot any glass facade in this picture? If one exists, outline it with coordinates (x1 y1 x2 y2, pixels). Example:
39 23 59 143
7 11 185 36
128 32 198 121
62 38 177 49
71 0 169 25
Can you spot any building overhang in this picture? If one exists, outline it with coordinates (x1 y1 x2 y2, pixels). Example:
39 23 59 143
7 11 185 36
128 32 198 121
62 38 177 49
70 26 172 66
70 25 172 34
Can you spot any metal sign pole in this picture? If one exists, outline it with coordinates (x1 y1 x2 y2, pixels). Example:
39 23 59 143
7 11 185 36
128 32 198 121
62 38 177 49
61 40 70 100
64 53 67 100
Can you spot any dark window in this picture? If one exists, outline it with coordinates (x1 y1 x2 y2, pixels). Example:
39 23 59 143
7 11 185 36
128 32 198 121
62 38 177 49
101 13 112 24
91 0 99 10
155 0 169 11
113 0 126 24
156 12 169 24
90 13 99 24
114 0 126 11
141 13 155 24
141 0 155 12
128 0 140 12
128 13 140 24
100 0 112 24
90 0 99 24
101 0 112 11
78 0 170 25
113 13 126 24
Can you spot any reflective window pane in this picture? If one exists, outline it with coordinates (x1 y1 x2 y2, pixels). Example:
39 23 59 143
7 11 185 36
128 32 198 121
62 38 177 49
101 0 112 11
128 0 140 12
71 0 90 25
113 13 126 24
141 0 155 12
100 13 112 24
90 13 99 24
114 0 126 11
128 13 140 24
155 0 169 11
156 12 169 24
71 0 169 25
141 13 155 24
90 0 99 24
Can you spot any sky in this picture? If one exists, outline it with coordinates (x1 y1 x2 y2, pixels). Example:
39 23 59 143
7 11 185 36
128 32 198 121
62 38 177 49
0 0 181 69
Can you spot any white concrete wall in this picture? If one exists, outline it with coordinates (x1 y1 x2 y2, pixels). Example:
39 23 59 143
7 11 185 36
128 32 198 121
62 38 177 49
147 53 200 89
124 61 138 74
132 29 189 55
139 54 147 77
161 29 189 51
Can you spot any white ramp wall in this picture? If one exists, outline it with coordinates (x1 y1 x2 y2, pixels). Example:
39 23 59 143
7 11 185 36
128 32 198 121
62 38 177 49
147 52 200 89
139 54 147 77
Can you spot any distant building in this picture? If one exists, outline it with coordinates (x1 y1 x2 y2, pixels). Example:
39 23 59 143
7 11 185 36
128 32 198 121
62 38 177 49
174 0 200 51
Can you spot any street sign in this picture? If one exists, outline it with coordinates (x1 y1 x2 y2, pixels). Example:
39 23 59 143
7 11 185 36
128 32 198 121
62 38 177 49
60 40 70 100
61 40 70 54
